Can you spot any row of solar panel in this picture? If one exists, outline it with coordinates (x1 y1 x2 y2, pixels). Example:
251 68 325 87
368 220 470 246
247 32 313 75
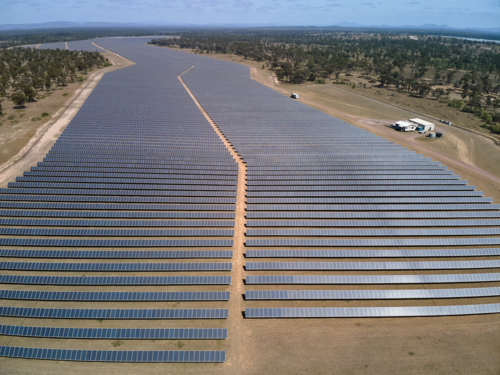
245 288 500 300
246 211 500 219
245 248 500 258
0 346 226 362
245 260 500 270
1 189 238 197
0 203 236 211
0 238 233 247
0 262 232 271
39 159 238 167
0 325 227 339
14 178 238 185
245 273 500 284
0 195 236 204
8 183 238 191
28 169 239 177
0 219 235 227
0 250 233 259
246 172 456 178
0 275 231 285
246 204 500 211
246 185 475 191
245 238 500 247
0 306 229 319
0 290 230 301
246 179 465 185
0 228 234 236
245 219 500 227
244 304 500 318
246 228 500 236
247 191 483 197
0 211 236 219
246 198 492 204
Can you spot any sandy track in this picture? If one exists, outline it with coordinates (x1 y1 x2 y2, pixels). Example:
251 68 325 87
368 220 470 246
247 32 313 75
178 66 247 371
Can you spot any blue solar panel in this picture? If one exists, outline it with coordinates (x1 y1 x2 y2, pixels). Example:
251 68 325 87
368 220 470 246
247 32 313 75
0 346 226 362
0 306 229 319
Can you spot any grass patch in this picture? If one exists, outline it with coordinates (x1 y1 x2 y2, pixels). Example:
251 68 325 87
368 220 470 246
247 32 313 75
12 120 19 123
112 340 124 347
62 93 69 96
41 112 49 117
176 341 185 349
36 95 46 100
31 117 42 121
408 352 415 356
7 115 15 120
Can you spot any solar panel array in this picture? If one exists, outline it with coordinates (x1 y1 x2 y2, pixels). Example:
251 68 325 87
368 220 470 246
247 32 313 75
171 38 500 320
0 37 237 363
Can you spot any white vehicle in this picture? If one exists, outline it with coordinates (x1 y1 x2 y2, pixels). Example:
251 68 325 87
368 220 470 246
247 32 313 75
291 93 299 99
419 130 426 134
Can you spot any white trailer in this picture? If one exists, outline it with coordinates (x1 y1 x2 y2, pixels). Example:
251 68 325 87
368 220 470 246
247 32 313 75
410 118 435 132
392 121 416 132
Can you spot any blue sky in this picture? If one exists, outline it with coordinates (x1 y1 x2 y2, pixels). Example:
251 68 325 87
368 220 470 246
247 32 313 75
1 0 499 29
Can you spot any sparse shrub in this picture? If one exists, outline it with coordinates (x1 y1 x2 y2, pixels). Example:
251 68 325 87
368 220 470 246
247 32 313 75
7 115 15 120
41 112 49 117
62 93 69 96
31 117 42 122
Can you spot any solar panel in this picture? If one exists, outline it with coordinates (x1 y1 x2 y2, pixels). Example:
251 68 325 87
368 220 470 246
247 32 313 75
0 239 233 247
0 290 230 301
0 219 235 227
0 346 226 362
245 248 500 258
246 238 500 247
245 273 500 284
0 249 233 259
0 275 232 285
0 325 227 339
245 219 500 227
245 260 500 270
0 228 234 237
244 304 500 318
0 306 229 319
245 288 500 300
0 262 232 271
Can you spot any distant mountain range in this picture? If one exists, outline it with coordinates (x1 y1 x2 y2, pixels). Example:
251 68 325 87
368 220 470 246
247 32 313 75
0 21 499 34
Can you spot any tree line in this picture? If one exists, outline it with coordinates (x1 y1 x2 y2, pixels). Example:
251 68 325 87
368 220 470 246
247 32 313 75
0 47 108 110
151 30 500 129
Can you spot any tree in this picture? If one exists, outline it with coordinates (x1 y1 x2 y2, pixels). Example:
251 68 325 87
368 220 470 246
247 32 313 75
44 77 52 91
23 86 37 103
11 92 26 107
432 88 445 100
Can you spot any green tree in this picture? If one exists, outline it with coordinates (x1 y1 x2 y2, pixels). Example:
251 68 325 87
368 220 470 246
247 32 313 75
11 92 26 107
432 88 446 100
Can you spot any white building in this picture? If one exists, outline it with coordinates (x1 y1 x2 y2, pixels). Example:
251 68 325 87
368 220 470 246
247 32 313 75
409 118 435 132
